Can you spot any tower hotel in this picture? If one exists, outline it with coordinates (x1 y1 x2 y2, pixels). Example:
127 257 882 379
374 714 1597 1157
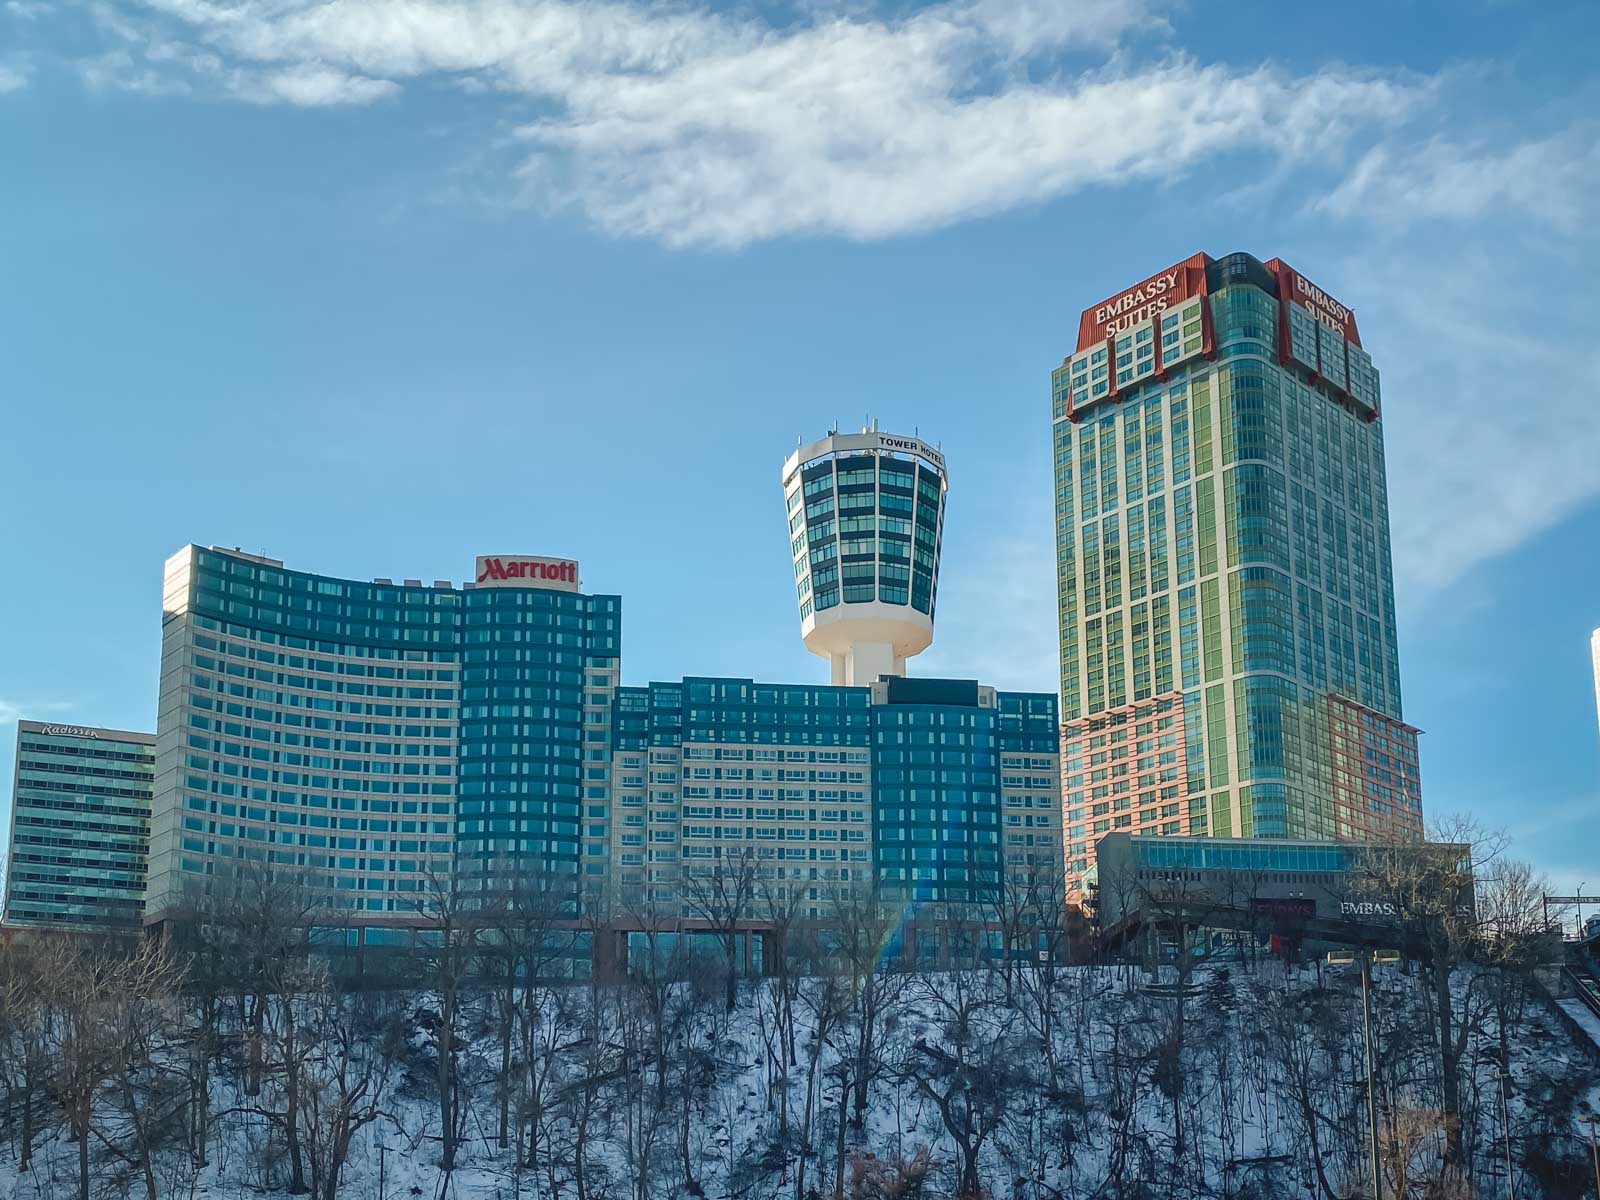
143 429 1061 963
1052 252 1422 893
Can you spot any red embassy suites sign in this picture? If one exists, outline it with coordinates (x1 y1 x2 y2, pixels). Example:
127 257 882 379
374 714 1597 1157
1075 252 1210 352
1264 257 1362 346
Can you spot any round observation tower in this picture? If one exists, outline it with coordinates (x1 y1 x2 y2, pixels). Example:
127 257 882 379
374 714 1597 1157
781 425 947 686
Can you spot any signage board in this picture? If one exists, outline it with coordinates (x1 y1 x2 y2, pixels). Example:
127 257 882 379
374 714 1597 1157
1075 251 1211 351
1250 896 1316 919
473 556 581 592
1265 257 1362 346
1340 900 1401 919
875 434 945 472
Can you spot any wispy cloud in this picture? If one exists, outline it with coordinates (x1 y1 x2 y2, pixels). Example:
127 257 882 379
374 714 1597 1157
1319 127 1600 235
519 56 1422 247
0 62 27 92
1317 124 1600 602
11 1 1595 610
37 0 1429 244
0 700 73 727
251 63 399 106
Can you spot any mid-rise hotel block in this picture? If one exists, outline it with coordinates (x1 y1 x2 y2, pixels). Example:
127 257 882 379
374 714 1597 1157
138 430 1061 959
4 720 153 930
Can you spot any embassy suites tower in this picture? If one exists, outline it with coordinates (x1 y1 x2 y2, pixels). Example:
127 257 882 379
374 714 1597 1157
1051 252 1422 893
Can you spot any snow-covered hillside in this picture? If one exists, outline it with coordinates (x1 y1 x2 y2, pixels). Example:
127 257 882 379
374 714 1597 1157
1 957 1597 1199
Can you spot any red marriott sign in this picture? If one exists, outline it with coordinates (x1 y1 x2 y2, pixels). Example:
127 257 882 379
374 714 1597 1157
473 555 581 591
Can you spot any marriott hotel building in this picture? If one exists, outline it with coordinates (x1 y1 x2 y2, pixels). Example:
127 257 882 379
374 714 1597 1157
1051 252 1422 893
146 430 1060 961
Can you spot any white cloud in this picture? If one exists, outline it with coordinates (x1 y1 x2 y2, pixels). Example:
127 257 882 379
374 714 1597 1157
0 700 72 726
79 47 194 94
1317 125 1600 602
0 63 26 92
1320 128 1600 235
18 0 1593 603
53 0 1427 243
252 62 399 106
521 56 1421 247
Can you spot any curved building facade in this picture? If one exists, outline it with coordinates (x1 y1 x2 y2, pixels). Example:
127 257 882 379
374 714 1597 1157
782 429 947 685
145 546 620 927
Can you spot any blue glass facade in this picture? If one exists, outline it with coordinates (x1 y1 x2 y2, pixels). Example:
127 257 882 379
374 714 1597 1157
790 448 945 619
456 586 620 887
1054 253 1421 892
146 546 1057 943
608 675 1058 914
146 546 619 923
784 430 948 687
4 722 153 929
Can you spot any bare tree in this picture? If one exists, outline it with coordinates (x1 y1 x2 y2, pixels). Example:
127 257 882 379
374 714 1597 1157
192 865 327 1104
102 940 190 1200
1251 978 1353 1200
33 933 183 1200
795 968 852 1200
829 881 910 1132
296 988 392 1200
1352 814 1499 1169
414 863 480 1173
1012 865 1072 1092
480 857 577 1150
676 848 758 1012
262 942 328 1193
0 940 52 1173
898 971 1028 1199
1475 858 1555 1072
755 871 808 1140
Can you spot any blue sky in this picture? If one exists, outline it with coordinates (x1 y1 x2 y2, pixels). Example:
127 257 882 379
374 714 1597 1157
2 0 1598 891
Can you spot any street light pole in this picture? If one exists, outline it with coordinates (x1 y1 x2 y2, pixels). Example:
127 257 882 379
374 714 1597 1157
1580 1114 1600 1200
1362 952 1383 1200
1498 1070 1516 1200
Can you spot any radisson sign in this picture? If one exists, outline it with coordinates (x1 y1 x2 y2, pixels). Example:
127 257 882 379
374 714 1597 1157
40 725 100 739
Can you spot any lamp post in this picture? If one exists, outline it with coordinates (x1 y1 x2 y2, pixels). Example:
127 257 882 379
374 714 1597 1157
1361 951 1383 1200
1579 1114 1600 1200
1497 1070 1516 1200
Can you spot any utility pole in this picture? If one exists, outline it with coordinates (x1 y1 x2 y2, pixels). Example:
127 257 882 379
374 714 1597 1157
1361 952 1382 1200
1497 1070 1516 1200
1580 1114 1599 1199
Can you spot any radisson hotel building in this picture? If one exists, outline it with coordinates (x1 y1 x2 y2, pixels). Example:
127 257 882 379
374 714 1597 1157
4 721 153 930
141 429 1060 965
1051 252 1422 894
